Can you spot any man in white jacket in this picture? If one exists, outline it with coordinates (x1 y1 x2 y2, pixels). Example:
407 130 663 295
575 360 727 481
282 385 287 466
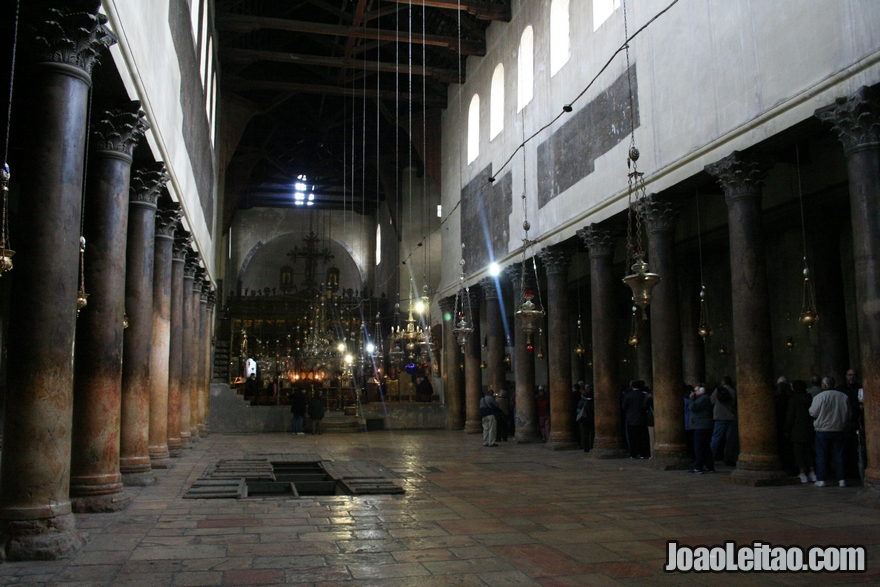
809 376 850 487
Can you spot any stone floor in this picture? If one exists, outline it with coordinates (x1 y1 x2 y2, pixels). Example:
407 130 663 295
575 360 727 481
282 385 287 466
1 430 879 586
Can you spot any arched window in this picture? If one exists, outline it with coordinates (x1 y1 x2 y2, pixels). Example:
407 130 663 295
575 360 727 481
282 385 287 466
467 94 480 164
376 223 381 266
593 0 621 31
550 0 570 76
517 26 534 111
490 64 504 140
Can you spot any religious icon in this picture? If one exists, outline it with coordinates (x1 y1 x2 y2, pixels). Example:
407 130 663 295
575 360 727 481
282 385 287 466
280 265 294 292
326 266 340 292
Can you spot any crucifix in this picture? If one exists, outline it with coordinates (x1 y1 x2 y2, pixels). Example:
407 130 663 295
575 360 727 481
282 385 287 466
287 232 334 293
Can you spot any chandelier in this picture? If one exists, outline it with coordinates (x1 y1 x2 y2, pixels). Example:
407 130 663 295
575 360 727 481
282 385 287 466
452 245 473 350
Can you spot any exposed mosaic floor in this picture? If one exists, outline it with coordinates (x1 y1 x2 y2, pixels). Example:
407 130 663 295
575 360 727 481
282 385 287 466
1 430 878 586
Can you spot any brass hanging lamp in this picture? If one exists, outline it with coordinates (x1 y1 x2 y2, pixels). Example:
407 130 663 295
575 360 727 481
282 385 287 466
627 305 640 347
794 144 818 329
452 245 473 350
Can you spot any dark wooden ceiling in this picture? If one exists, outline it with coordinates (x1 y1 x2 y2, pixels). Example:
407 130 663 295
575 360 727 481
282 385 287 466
218 0 510 229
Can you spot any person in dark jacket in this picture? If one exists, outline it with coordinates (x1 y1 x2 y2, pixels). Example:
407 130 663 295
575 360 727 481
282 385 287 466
688 385 715 474
290 386 307 435
621 381 650 459
576 385 595 452
308 390 327 434
785 380 817 483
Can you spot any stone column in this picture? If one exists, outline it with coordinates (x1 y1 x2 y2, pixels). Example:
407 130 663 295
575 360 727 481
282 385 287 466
679 258 706 387
71 105 148 513
196 280 209 436
147 204 181 470
706 151 785 484
187 265 203 442
463 287 483 434
439 296 465 429
635 312 653 387
180 255 196 447
0 2 115 560
538 248 577 450
204 292 216 434
812 227 849 381
120 164 166 486
578 226 627 458
480 277 506 396
168 234 191 454
640 198 690 466
507 263 539 443
816 87 880 487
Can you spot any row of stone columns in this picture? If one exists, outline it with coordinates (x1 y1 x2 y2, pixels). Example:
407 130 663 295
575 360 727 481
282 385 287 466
0 2 215 559
439 85 880 491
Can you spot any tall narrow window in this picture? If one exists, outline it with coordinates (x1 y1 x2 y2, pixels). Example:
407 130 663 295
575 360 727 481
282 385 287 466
490 64 504 140
593 0 621 31
467 94 480 164
517 26 534 111
550 0 570 76
376 223 382 266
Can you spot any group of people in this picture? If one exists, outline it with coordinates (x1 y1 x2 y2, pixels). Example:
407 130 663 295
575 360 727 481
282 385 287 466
479 382 515 446
686 376 738 474
287 386 327 435
777 370 865 487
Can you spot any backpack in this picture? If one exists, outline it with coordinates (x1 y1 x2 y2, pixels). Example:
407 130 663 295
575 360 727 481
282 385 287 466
716 386 731 404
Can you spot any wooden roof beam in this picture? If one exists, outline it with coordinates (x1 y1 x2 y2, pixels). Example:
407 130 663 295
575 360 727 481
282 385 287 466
216 13 486 56
224 77 448 108
384 0 510 22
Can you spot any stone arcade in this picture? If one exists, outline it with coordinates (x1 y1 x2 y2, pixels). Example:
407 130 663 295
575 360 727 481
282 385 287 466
0 0 878 583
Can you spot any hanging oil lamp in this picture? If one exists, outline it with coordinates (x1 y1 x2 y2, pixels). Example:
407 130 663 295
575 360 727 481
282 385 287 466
76 236 89 315
698 286 710 340
452 251 473 350
536 327 545 360
0 164 14 275
627 304 640 347
123 312 129 329
719 344 729 357
516 288 544 346
799 265 818 328
504 353 511 368
786 336 795 351
574 318 586 357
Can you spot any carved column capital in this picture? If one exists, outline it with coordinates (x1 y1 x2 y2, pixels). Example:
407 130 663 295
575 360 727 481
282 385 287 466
438 295 458 313
92 103 149 158
537 247 572 276
199 280 210 303
577 225 616 259
479 277 502 301
130 163 169 206
464 286 482 310
183 253 198 279
156 204 183 240
206 291 216 310
815 86 880 155
505 261 536 290
638 197 679 235
704 151 771 202
173 232 192 262
30 1 117 76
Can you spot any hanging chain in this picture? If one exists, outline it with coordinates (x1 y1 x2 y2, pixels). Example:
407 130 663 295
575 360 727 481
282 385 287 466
3 0 20 167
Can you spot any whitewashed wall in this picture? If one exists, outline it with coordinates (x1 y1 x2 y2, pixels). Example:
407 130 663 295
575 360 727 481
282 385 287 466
440 0 880 296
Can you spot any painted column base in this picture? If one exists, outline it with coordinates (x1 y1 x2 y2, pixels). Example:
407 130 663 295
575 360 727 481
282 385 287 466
121 471 157 487
167 438 182 458
726 456 791 486
148 446 170 469
587 446 629 459
464 420 482 434
71 492 130 514
1 513 85 561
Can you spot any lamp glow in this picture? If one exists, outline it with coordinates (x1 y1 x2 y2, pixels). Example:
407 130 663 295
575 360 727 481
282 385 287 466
366 343 375 354
345 354 353 365
489 262 500 276
337 343 345 352
415 301 426 314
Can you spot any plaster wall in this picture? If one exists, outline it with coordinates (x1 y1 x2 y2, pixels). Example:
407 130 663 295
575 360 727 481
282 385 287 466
102 0 219 280
229 208 375 295
440 0 880 296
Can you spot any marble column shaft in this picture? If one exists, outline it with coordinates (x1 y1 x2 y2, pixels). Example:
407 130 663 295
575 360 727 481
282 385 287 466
463 288 483 434
71 105 148 513
706 152 784 482
578 226 627 457
507 264 539 443
480 278 506 395
816 87 880 486
120 164 167 485
641 198 689 463
203 294 215 434
0 2 115 560
679 258 706 387
440 296 465 429
168 236 190 454
538 248 576 449
179 258 195 447
197 282 209 435
147 205 180 469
